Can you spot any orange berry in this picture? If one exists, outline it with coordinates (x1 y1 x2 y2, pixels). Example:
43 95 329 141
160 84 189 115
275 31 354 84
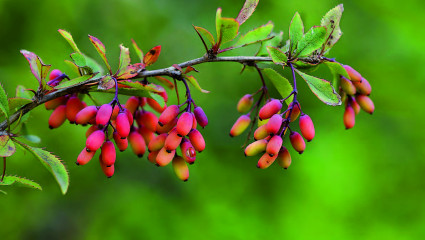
343 105 356 129
285 102 300 122
137 111 158 132
147 98 166 113
44 96 67 110
244 139 268 157
128 131 146 157
176 112 193 137
355 95 375 114
276 146 291 169
266 114 282 135
164 129 182 152
188 129 205 152
237 94 253 113
180 138 196 164
229 114 251 137
172 156 189 181
148 133 168 152
289 131 305 154
76 148 95 166
156 117 177 134
343 65 362 82
257 153 277 169
66 96 85 123
147 151 159 164
254 124 269 140
299 114 315 142
48 105 67 129
125 96 140 114
354 78 371 96
266 135 283 157
340 76 356 95
138 125 155 144
156 147 175 167
158 105 180 126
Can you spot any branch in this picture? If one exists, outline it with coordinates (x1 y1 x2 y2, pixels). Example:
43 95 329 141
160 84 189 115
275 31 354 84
0 55 272 131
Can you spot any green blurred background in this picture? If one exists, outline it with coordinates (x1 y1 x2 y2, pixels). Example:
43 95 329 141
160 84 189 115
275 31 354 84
1 0 424 239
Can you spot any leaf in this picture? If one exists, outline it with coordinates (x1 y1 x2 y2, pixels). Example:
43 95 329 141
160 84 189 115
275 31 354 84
117 63 144 80
150 93 165 108
70 52 86 67
143 46 161 67
94 82 160 100
84 56 104 75
295 69 341 106
58 29 81 53
289 12 304 54
0 190 6 195
295 26 327 58
131 39 144 62
186 76 210 93
0 135 16 157
89 35 111 73
98 75 115 90
15 85 32 99
0 83 9 117
16 142 69 194
262 68 293 105
235 21 274 46
236 0 259 25
216 8 239 45
21 135 41 144
321 4 344 54
194 26 215 45
0 176 42 190
257 31 283 56
324 61 349 91
64 60 81 76
8 98 32 112
118 81 162 93
20 50 52 88
154 76 174 89
266 46 288 65
54 74 95 89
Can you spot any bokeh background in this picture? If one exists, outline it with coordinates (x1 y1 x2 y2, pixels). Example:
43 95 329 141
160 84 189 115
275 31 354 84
1 0 424 239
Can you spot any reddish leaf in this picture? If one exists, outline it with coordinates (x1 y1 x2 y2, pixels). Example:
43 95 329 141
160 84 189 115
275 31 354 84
98 75 115 90
89 35 111 73
154 76 175 89
236 0 259 25
20 50 51 88
131 39 144 62
184 66 198 74
143 46 161 67
115 45 145 79
194 26 215 45
0 135 16 157
116 63 145 80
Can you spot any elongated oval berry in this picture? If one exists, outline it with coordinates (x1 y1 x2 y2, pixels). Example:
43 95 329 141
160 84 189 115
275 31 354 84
343 65 362 82
193 106 208 127
191 112 197 129
49 69 63 80
355 95 375 114
176 112 193 137
147 98 166 113
45 96 67 110
111 105 120 120
125 96 140 114
86 130 105 151
156 147 175 167
156 117 178 134
181 139 196 164
99 154 114 178
254 124 269 140
289 131 306 154
86 125 99 138
138 111 158 132
164 129 182 152
299 114 315 142
148 133 168 152
245 139 268 157
76 148 95 166
116 113 130 138
172 156 189 181
101 141 116 167
285 102 300 122
147 151 159 164
66 96 85 123
276 146 291 169
158 105 180 126
266 135 283 157
75 106 98 125
257 153 277 169
348 97 361 115
124 108 134 125
237 94 254 113
48 105 67 129
340 76 356 95
96 104 113 127
129 131 146 157
113 132 128 152
188 129 205 152
259 99 282 120
230 114 251 137
344 105 356 129
138 125 155 144
266 114 283 135
354 78 372 96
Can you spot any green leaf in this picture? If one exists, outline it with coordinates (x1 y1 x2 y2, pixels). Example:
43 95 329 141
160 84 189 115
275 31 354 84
194 26 215 45
84 56 104 75
257 31 283 56
15 85 32 99
131 39 144 62
289 12 304 54
266 46 288 65
0 190 6 195
236 0 259 25
8 98 32 113
116 45 144 79
0 176 42 190
96 81 162 100
21 135 41 144
64 60 81 76
321 4 344 54
150 93 165 108
16 142 69 194
20 50 52 89
295 69 341 106
0 135 16 157
216 8 239 45
89 35 111 73
70 52 86 67
235 21 274 46
324 61 349 91
98 75 115 90
0 83 9 117
262 68 293 105
295 26 327 58
186 76 210 93
58 29 81 53
54 74 94 89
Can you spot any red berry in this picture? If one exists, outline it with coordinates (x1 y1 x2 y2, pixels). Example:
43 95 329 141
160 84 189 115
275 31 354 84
76 148 95 166
176 112 193 137
124 108 134 125
259 99 282 120
254 124 269 140
340 76 356 95
343 105 356 129
266 114 283 135
147 151 159 164
355 95 375 114
86 130 105 151
138 125 155 144
188 129 205 152
156 147 175 167
289 131 306 154
148 133 168 152
354 78 371 95
191 112 197 129
99 154 114 178
229 114 251 137
299 114 315 141
96 104 113 127
266 135 283 157
45 96 67 110
116 113 130 138
276 146 291 169
237 94 253 113
66 96 85 123
49 69 62 80
101 141 116 166
48 105 67 129
128 131 146 157
193 106 208 127
113 132 128 152
181 138 196 164
285 102 300 122
172 156 189 181
147 98 166 113
137 111 158 132
164 129 182 152
350 98 361 115
75 106 98 125
86 125 99 138
156 117 178 134
343 65 362 82
125 96 140 114
257 153 277 169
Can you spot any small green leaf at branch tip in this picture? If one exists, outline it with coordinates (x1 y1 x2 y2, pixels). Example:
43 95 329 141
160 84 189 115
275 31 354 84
194 26 215 45
0 83 9 117
256 31 283 57
15 85 32 99
70 52 86 67
20 50 51 89
235 21 274 47
295 26 327 58
236 0 259 25
98 75 115 90
186 76 210 93
58 29 81 53
131 39 144 62
0 176 42 191
324 61 349 90
321 4 344 54
0 135 16 157
295 69 341 106
64 60 80 76
54 74 95 89
216 8 239 45
89 35 111 73
262 68 293 105
21 135 41 144
15 141 69 194
289 12 304 53
266 46 288 65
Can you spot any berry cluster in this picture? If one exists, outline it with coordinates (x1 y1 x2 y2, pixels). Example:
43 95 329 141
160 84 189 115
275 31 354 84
340 65 375 129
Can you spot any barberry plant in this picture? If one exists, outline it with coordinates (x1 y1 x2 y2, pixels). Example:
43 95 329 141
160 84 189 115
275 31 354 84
0 0 374 194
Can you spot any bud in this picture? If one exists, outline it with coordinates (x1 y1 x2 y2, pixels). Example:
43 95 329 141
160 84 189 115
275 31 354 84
86 125 99 138
355 95 375 114
244 139 267 157
116 113 130 138
96 104 113 127
76 148 95 166
156 117 178 134
343 65 362 82
257 153 277 169
138 125 155 144
101 141 116 167
128 131 146 157
229 114 251 137
147 151 159 164
299 114 315 141
354 78 371 96
66 96 85 123
125 96 140 114
266 114 283 135
158 105 180 126
86 130 106 151
193 106 208 127
156 147 175 167
148 133 168 152
188 129 205 152
254 124 269 140
276 147 291 169
75 106 98 125
48 105 67 129
343 105 355 129
259 99 282 120
289 131 305 154
266 135 283 157
176 112 193 137
340 76 356 95
99 154 114 178
172 156 189 181
45 96 67 110
181 139 196 164
113 132 128 151
237 94 254 113
147 98 166 113
137 111 158 132
285 102 300 122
